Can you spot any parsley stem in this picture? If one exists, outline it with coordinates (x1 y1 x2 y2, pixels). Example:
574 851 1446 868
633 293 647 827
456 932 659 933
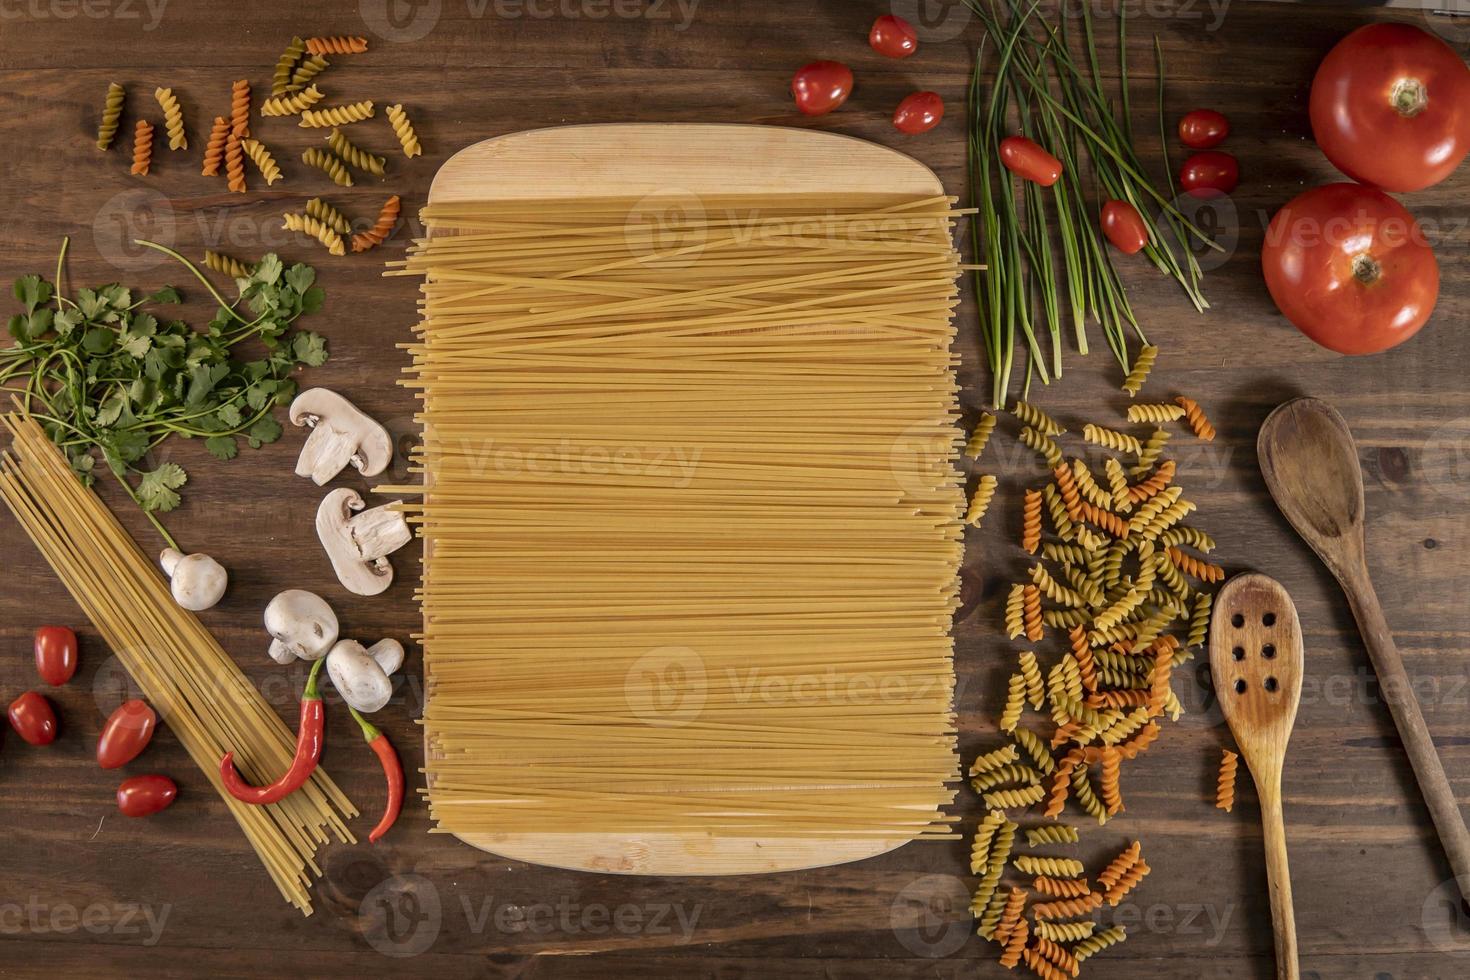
131 240 250 326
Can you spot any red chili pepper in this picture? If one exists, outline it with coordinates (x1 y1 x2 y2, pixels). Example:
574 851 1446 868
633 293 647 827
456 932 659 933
220 659 325 805
350 707 403 843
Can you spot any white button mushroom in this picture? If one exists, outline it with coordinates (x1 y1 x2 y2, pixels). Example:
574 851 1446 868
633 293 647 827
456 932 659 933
264 590 340 665
325 638 405 713
289 388 394 486
159 549 228 611
316 488 413 597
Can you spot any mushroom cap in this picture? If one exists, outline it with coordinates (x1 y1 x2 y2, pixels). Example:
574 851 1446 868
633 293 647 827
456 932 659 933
289 387 393 480
316 488 410 597
160 550 228 612
326 639 394 713
263 589 339 662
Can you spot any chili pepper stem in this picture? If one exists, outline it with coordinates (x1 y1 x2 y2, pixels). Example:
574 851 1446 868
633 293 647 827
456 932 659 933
349 705 381 742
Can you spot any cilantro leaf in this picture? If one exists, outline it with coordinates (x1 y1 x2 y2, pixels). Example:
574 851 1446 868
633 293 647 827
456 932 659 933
14 275 51 312
205 436 238 461
285 264 315 294
137 463 188 513
292 331 329 367
147 285 182 305
246 415 283 449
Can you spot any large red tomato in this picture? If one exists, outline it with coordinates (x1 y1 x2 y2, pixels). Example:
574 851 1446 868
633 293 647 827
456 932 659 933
1261 183 1439 354
1309 23 1470 192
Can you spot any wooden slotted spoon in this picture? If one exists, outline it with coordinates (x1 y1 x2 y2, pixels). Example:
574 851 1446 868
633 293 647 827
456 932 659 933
1259 397 1470 906
1210 572 1303 980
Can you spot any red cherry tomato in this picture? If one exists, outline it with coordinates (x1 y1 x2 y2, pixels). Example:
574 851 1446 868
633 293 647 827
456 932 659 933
1261 182 1439 355
116 774 177 817
1101 200 1149 255
791 61 853 116
1309 22 1470 193
8 691 58 746
34 626 78 687
1179 109 1230 149
97 699 158 770
869 14 917 58
893 92 944 135
1179 151 1239 197
998 135 1063 187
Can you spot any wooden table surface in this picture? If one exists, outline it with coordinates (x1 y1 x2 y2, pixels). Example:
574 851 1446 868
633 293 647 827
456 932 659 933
1 1 1468 977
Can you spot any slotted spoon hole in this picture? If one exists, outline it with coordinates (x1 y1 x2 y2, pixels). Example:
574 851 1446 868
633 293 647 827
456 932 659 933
1262 612 1277 627
1231 613 1245 628
1234 679 1247 695
1231 646 1245 661
1264 677 1279 693
1262 643 1277 659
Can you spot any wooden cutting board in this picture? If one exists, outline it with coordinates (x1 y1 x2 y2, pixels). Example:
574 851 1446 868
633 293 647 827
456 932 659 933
422 123 953 875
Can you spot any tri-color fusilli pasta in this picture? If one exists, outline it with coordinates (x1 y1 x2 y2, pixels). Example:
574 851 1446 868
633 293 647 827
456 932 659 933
282 211 346 256
299 101 374 129
153 87 186 150
301 147 354 187
96 81 125 151
385 103 422 158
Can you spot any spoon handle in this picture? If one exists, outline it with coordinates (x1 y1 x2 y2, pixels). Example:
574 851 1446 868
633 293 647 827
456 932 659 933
1256 770 1299 980
1343 568 1470 901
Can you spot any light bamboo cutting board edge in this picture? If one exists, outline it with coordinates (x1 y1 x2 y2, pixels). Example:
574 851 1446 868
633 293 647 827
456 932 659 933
421 123 955 875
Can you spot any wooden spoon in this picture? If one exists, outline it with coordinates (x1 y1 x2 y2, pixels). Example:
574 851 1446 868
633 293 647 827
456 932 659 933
1259 396 1470 906
1210 572 1303 980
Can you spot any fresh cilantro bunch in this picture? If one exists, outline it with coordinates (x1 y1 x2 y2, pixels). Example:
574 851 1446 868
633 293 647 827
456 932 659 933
0 241 328 549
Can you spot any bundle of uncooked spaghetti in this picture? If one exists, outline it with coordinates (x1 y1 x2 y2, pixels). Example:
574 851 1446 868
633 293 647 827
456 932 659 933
384 193 965 838
0 413 355 913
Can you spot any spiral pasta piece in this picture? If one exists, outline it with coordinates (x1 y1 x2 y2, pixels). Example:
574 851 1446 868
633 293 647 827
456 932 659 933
1161 525 1216 553
970 744 1020 776
328 127 387 177
1012 400 1064 436
200 116 229 176
1030 564 1085 608
1103 457 1131 513
1141 498 1196 540
224 135 246 193
282 211 346 256
1167 545 1225 583
1126 402 1185 425
302 197 352 236
299 100 374 129
1131 427 1171 476
1032 875 1088 899
999 673 1026 734
153 87 186 150
1012 727 1055 775
271 36 306 96
260 84 325 117
993 887 1027 946
1073 924 1127 962
1025 826 1079 850
1013 854 1084 878
965 473 998 527
1052 464 1083 523
1022 946 1071 979
1022 584 1043 642
1035 919 1096 943
1216 748 1238 812
1103 858 1150 906
1033 891 1103 920
1081 502 1129 541
965 412 996 459
306 35 368 55
976 887 1009 941
970 810 1006 873
984 783 1045 810
289 54 330 92
229 79 250 137
96 81 125 151
998 917 1028 968
1082 423 1142 456
971 764 1041 792
240 138 282 185
1175 395 1216 441
1187 591 1212 647
1070 765 1107 823
1017 651 1045 709
129 120 153 176
1117 721 1160 760
1128 485 1182 535
385 103 422 158
1042 542 1089 567
301 147 354 187
1121 344 1158 397
1096 841 1141 892
1128 459 1177 504
1004 583 1027 640
351 194 402 253
1099 746 1123 814
202 250 252 279
1017 487 1043 555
